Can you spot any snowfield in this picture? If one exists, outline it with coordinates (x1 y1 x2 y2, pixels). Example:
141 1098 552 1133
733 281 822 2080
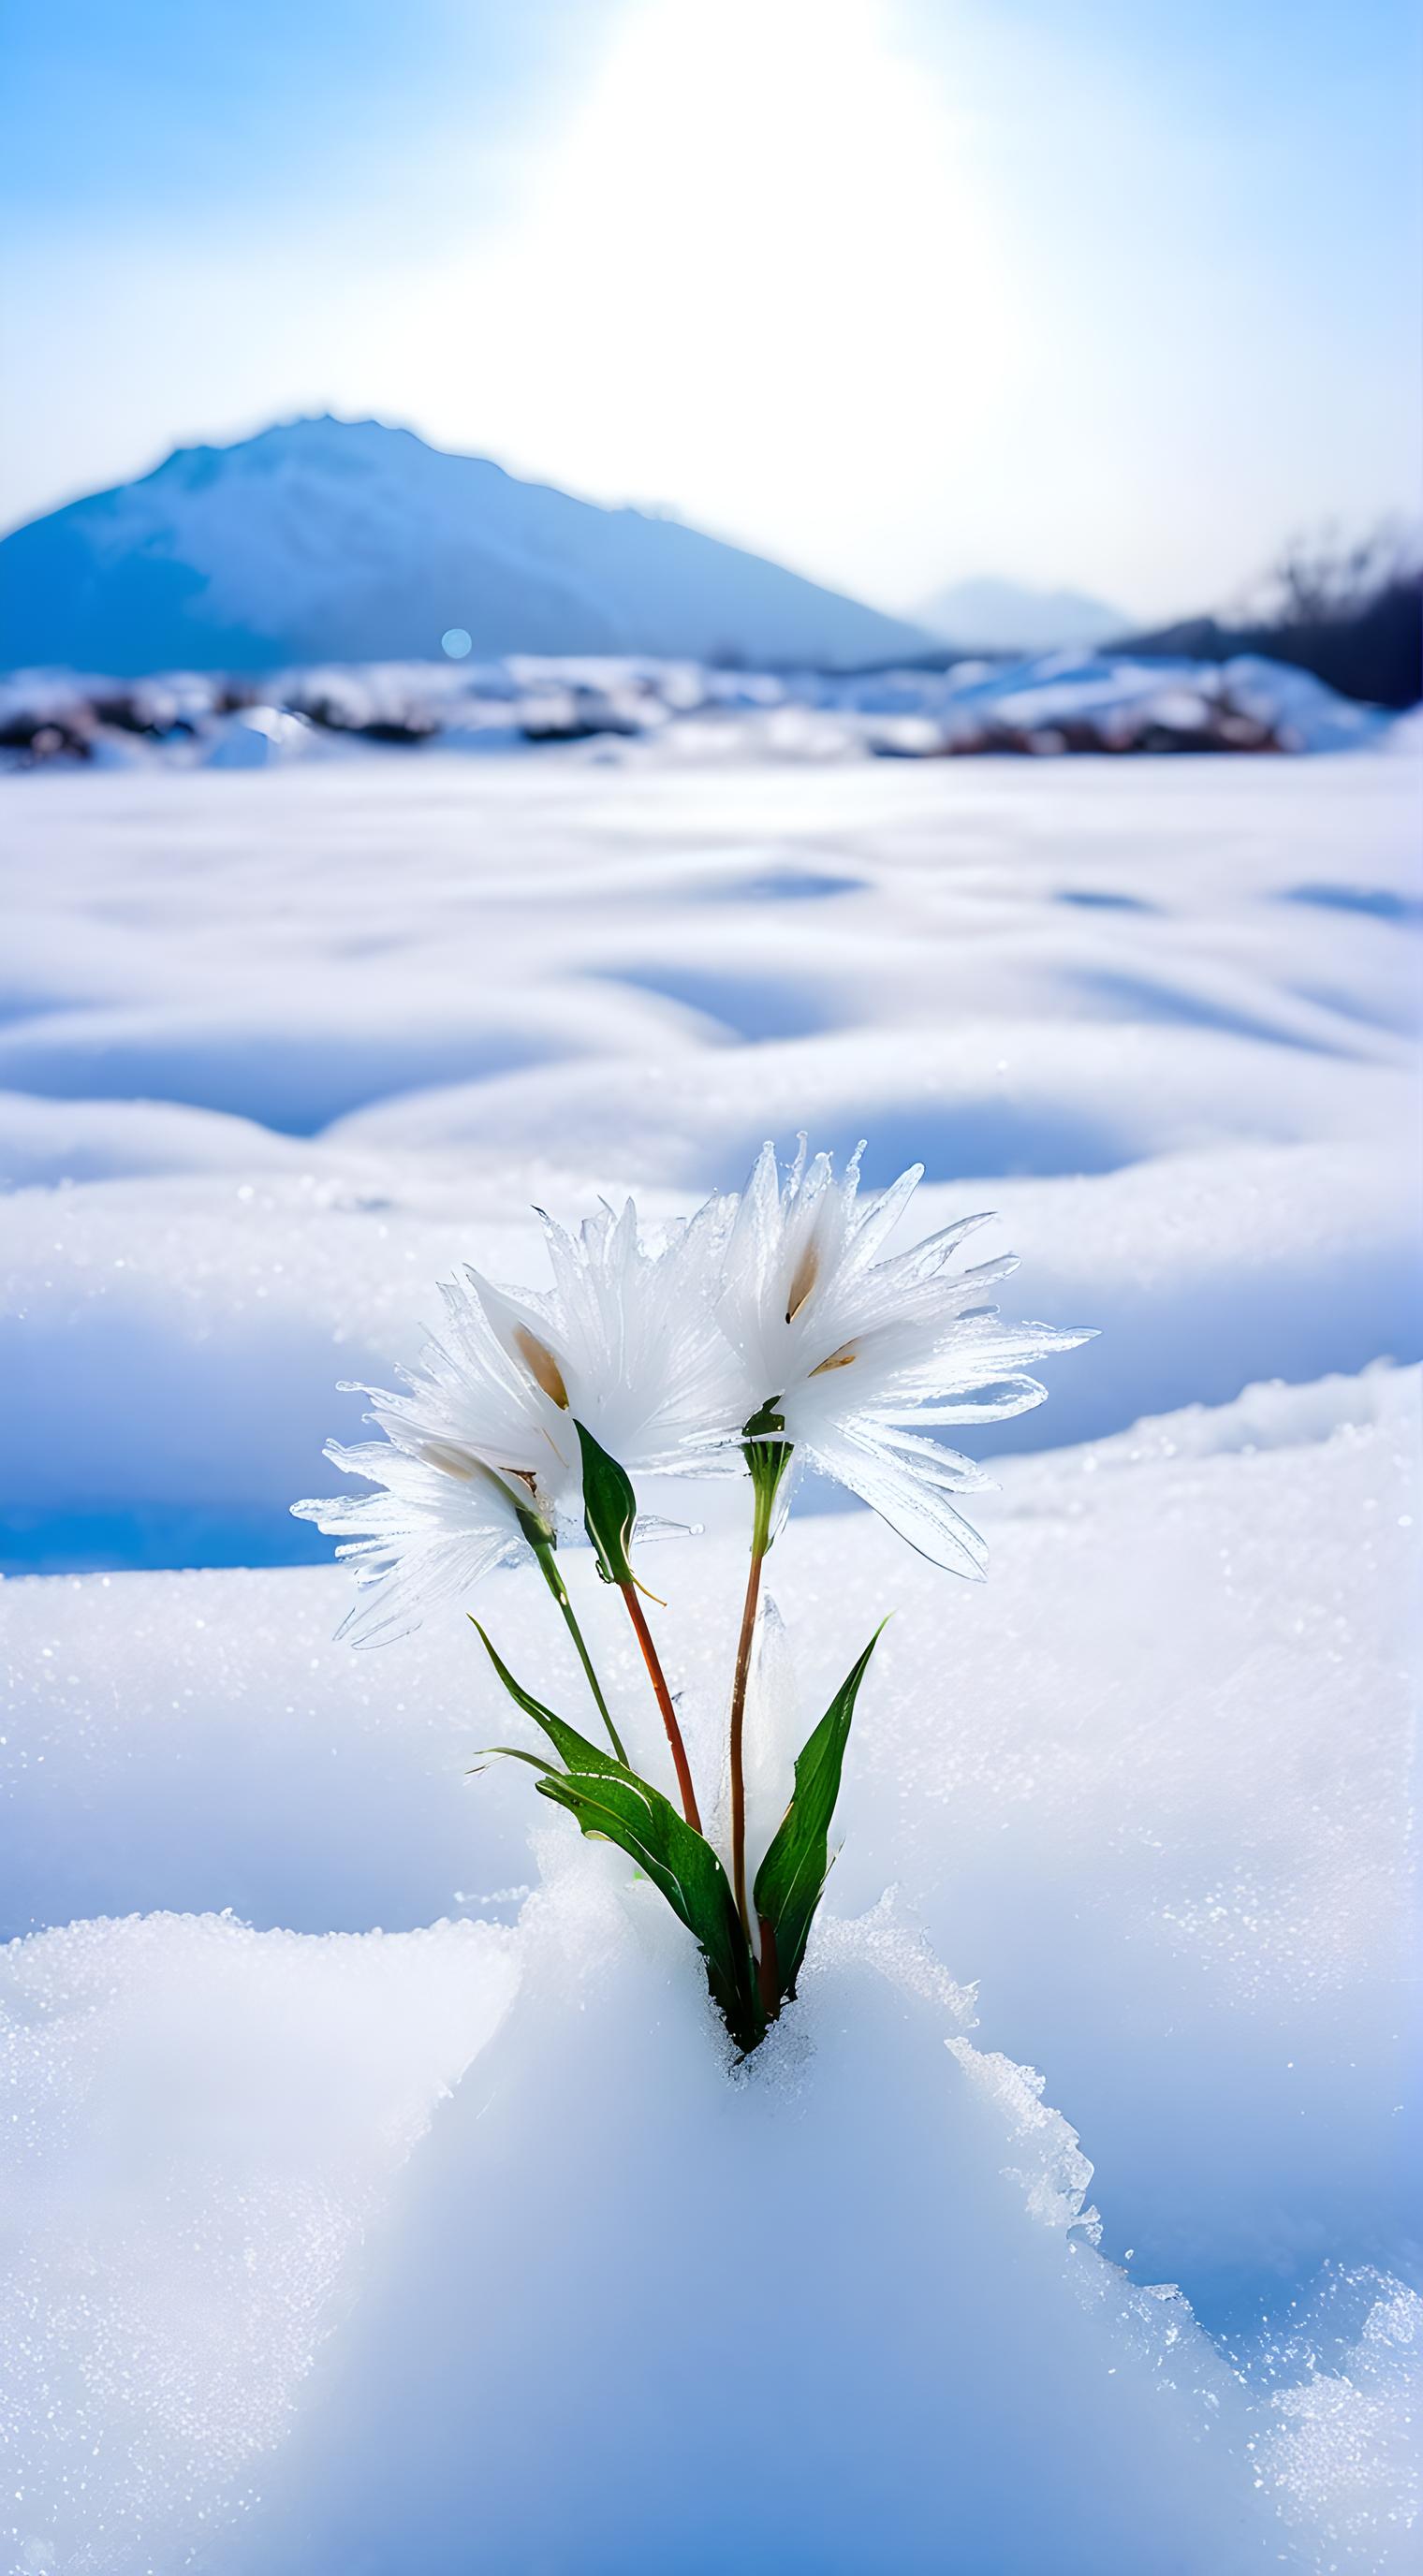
1 741 1419 2572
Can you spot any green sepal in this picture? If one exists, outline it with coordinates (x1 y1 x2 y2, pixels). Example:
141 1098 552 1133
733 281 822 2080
575 1420 638 1587
742 1396 794 1558
752 1623 886 2012
470 1620 625 1775
535 1766 763 2055
514 1499 557 1553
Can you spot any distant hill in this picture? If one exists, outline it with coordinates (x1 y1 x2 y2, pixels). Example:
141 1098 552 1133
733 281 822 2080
914 577 1126 654
0 417 937 677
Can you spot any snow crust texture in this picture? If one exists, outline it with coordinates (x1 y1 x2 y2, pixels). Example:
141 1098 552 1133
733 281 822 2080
0 742 1418 2570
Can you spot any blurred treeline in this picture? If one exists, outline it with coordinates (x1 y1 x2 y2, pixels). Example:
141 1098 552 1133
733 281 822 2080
1120 525 1422 709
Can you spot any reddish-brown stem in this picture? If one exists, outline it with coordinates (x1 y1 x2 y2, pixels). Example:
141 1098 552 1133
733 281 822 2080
620 1582 701 1833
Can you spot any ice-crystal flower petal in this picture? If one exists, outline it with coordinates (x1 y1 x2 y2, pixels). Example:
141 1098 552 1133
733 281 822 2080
715 1138 1093 1574
292 1437 538 1647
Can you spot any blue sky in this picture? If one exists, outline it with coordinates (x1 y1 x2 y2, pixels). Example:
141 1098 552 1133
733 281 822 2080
4 0 1418 618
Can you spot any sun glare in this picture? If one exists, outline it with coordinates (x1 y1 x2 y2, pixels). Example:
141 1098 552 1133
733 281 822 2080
395 0 1022 598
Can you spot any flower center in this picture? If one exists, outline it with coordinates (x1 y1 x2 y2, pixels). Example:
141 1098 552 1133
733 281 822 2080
810 1339 858 1375
513 1325 571 1409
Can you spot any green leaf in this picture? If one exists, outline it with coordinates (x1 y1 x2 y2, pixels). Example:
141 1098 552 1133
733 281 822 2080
575 1420 638 1587
752 1624 886 2012
470 1621 625 1776
536 1765 764 2055
471 1614 765 2054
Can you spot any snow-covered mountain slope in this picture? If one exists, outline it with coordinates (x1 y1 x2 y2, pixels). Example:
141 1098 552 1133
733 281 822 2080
0 417 938 675
916 574 1127 651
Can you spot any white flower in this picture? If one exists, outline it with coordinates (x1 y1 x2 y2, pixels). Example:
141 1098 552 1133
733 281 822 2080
715 1138 1093 1576
465 1192 745 1479
295 1193 744 1646
292 1266 576 1647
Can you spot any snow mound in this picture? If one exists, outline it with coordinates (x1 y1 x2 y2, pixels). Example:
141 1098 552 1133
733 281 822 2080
0 1910 518 2576
5 1864 1410 2572
198 1859 1298 2576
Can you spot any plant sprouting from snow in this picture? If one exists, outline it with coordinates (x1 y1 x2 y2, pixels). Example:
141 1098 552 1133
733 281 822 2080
296 1141 1093 2056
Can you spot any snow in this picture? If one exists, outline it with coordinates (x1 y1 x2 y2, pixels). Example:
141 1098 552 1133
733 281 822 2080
0 1911 518 2575
2 639 1395 768
1 738 1418 2569
183 1866 1336 2576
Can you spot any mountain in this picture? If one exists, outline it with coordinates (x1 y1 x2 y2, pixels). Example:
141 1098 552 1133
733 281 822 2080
914 577 1126 654
0 417 937 677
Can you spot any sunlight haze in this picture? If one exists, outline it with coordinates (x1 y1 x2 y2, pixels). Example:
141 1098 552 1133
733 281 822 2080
4 0 1418 620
